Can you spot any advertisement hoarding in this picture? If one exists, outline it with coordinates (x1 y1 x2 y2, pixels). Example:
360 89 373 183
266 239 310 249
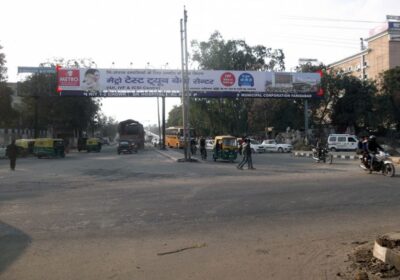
57 68 323 98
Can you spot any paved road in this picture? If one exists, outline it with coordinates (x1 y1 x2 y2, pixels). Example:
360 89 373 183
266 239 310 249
0 146 399 279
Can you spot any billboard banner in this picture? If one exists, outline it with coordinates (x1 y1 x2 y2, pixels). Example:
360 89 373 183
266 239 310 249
57 68 322 98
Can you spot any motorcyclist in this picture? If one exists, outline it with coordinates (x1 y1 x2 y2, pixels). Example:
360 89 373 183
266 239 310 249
315 138 323 160
359 136 369 167
367 135 384 170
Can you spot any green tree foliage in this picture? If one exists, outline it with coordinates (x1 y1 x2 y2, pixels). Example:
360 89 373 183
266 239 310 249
0 44 19 127
330 76 376 132
0 83 19 127
18 70 100 136
0 44 7 82
188 31 286 136
97 114 119 139
378 66 400 131
167 105 182 127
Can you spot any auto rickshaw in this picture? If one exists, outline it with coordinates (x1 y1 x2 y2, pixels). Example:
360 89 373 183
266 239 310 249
15 139 35 157
212 135 238 162
34 138 65 158
86 138 102 152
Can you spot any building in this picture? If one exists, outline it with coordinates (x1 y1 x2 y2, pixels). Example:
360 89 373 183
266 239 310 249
329 16 400 81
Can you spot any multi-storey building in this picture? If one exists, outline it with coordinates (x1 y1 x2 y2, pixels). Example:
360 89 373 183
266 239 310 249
328 16 400 81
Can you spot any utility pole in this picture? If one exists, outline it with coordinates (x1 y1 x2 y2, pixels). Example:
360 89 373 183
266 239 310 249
162 96 166 150
180 7 190 160
360 38 366 80
157 96 161 147
304 99 309 145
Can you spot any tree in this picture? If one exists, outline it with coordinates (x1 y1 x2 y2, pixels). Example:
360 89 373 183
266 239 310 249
0 44 6 82
167 105 182 127
18 59 101 137
330 76 376 132
97 114 119 140
189 31 286 136
0 44 19 127
378 66 400 131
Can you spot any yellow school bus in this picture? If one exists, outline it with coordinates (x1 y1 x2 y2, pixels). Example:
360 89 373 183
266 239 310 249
165 127 195 148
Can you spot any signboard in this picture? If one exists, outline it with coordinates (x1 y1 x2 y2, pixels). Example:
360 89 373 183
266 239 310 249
57 68 322 98
386 15 400 21
18 66 56 74
389 21 400 31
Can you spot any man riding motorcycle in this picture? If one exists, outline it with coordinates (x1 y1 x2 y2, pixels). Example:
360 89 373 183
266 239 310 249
367 135 384 171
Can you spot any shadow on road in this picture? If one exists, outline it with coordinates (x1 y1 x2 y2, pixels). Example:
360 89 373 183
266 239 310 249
0 221 31 274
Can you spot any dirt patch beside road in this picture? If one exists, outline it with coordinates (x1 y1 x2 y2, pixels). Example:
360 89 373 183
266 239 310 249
339 242 400 279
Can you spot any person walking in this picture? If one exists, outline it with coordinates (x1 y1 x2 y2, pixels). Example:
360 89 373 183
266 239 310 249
245 138 255 170
199 136 207 160
6 139 19 171
237 139 248 170
237 139 255 170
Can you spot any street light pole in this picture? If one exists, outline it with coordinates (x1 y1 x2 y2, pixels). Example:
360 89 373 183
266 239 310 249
180 7 190 161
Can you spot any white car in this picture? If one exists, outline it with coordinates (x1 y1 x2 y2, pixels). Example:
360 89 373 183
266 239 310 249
327 134 358 151
261 139 293 153
151 137 160 147
205 139 214 150
249 139 266 153
0 145 6 159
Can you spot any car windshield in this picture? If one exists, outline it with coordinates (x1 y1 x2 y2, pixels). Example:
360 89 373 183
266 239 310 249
119 141 129 145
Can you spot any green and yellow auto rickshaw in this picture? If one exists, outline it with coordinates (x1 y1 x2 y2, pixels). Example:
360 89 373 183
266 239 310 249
15 139 35 157
212 135 238 162
34 138 65 158
86 138 102 152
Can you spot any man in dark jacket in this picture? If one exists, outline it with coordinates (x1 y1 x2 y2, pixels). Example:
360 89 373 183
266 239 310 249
367 135 384 171
237 139 255 170
6 140 19 171
367 135 383 154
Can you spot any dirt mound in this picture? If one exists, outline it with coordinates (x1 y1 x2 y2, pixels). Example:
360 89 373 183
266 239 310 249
340 243 400 279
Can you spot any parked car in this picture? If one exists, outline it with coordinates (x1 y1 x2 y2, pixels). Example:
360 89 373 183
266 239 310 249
327 134 358 151
0 145 6 159
151 137 160 147
205 139 214 150
249 139 266 153
261 139 293 153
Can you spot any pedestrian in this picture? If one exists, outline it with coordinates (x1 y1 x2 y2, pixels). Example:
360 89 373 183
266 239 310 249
238 137 245 155
237 140 248 169
237 139 255 170
245 138 255 170
199 136 206 160
6 139 19 171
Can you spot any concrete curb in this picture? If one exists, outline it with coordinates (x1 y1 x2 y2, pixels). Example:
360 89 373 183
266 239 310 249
293 151 358 160
153 148 201 163
373 232 400 270
153 149 180 162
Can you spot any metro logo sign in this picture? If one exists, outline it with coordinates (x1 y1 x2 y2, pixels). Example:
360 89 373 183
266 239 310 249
220 72 236 87
58 69 80 86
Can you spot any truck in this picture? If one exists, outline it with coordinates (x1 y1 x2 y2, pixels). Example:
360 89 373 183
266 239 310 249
118 119 145 149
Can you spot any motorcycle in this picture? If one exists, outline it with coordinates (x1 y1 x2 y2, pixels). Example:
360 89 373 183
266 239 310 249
359 151 395 177
312 146 333 164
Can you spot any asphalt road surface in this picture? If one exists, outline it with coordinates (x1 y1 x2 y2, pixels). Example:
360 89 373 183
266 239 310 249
0 145 399 279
